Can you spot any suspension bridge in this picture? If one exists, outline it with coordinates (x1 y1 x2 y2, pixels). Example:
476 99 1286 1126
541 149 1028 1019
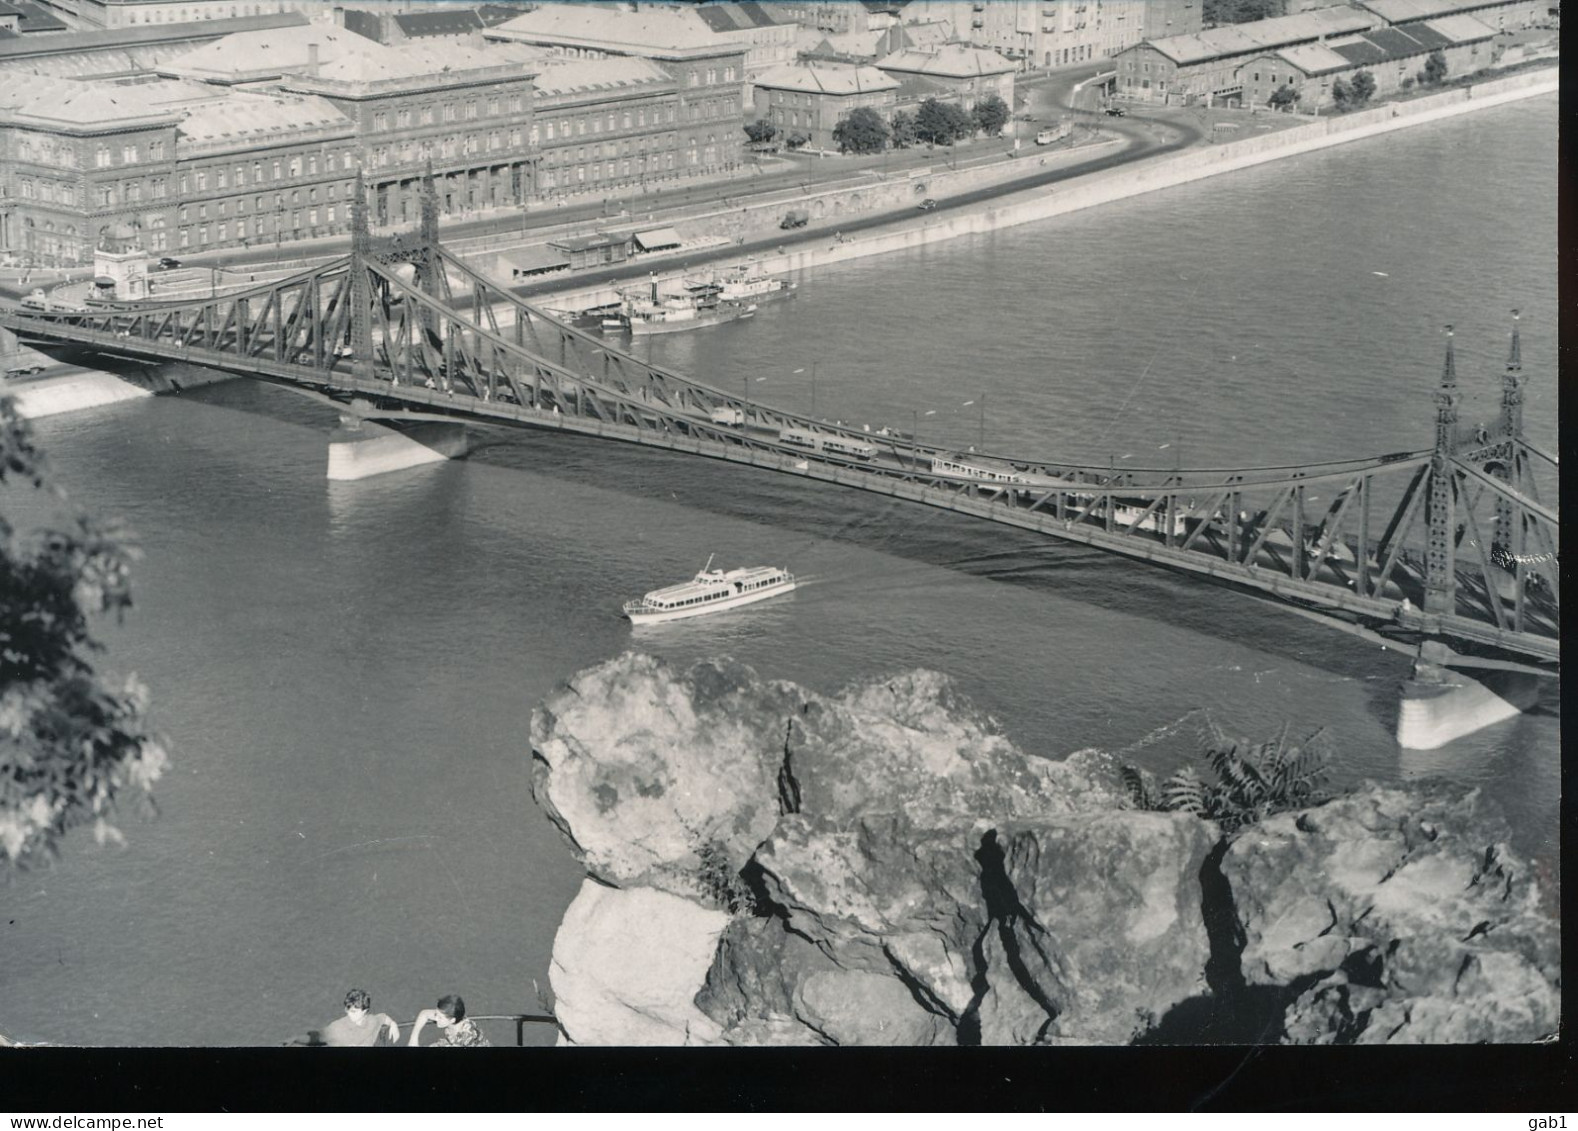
0 171 1557 674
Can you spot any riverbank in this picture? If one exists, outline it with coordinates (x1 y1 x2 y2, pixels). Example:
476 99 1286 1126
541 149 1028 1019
536 67 1557 313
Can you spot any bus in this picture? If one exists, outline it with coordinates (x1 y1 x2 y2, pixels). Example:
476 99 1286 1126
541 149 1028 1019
779 427 876 462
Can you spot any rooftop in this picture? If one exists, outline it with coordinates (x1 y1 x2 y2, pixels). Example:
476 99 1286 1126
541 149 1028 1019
1354 0 1505 21
693 1 783 33
487 4 742 58
531 54 673 97
160 25 387 83
876 43 1015 77
12 0 67 31
392 8 485 38
177 89 351 149
0 70 176 128
753 60 899 94
0 10 305 58
1142 5 1377 64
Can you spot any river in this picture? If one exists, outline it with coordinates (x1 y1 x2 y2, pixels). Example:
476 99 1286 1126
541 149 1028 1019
0 94 1556 1047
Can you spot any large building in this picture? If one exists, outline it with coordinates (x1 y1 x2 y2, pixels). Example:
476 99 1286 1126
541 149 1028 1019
1113 4 1377 103
0 6 766 264
751 60 899 149
1238 12 1498 108
895 0 1201 68
1115 0 1543 104
485 5 748 178
875 43 1015 105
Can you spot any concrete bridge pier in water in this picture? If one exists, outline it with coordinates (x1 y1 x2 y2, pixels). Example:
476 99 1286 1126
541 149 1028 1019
326 406 469 481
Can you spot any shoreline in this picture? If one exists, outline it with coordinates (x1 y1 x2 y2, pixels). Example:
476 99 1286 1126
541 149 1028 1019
537 67 1557 311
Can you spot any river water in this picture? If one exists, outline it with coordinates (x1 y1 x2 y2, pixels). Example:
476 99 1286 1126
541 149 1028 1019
1 95 1557 1047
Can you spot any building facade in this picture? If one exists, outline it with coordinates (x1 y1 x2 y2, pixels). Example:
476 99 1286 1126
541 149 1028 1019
486 5 747 180
897 0 1202 68
875 43 1015 105
752 61 898 150
1238 13 1499 108
529 56 689 198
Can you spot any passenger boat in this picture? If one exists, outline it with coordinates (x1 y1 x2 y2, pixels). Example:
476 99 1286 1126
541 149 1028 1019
622 557 796 624
615 279 756 336
716 266 796 306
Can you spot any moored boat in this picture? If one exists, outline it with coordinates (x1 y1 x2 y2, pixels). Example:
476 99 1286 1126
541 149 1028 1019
623 557 796 624
716 266 796 306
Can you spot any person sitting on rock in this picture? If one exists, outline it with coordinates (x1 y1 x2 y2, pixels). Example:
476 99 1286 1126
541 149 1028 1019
408 995 490 1047
320 988 401 1047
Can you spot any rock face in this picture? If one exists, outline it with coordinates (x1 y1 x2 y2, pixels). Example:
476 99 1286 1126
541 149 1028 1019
1222 784 1561 1044
532 653 1559 1046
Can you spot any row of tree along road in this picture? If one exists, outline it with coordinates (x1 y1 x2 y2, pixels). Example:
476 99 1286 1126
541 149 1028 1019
746 95 1013 157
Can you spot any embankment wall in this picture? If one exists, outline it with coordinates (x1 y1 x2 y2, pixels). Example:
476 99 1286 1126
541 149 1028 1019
537 68 1556 313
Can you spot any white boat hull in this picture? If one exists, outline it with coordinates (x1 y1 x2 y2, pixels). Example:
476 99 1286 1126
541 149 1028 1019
625 579 796 624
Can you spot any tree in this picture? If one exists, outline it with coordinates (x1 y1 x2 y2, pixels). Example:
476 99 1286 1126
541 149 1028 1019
1204 0 1284 23
971 93 1010 137
889 109 918 149
784 131 811 150
1268 83 1300 111
1349 68 1376 106
1330 70 1374 111
916 97 973 145
744 118 779 145
0 395 166 870
1419 49 1448 87
831 106 890 154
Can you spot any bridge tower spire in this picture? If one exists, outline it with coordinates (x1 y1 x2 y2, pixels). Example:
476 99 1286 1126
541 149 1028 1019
413 160 441 334
349 170 373 384
1492 308 1526 566
419 159 440 251
1423 324 1459 615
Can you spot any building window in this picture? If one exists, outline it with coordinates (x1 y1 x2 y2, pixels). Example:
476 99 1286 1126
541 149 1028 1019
236 220 245 239
217 222 227 241
179 229 190 248
309 208 318 227
122 144 138 164
151 140 165 160
199 226 209 245
397 109 411 128
199 204 207 219
465 103 477 120
373 112 387 131
327 204 336 223
216 168 227 188
289 156 302 177
273 160 282 179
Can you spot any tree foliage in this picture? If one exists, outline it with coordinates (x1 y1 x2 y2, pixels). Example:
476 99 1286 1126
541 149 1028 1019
971 93 1010 137
744 118 779 145
915 97 974 145
1123 723 1331 834
1204 0 1285 23
1419 49 1448 87
0 396 165 870
832 106 890 154
1330 69 1376 111
889 110 918 149
784 131 811 150
1268 83 1300 111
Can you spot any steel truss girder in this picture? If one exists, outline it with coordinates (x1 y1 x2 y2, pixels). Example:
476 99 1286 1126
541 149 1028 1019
0 244 1557 664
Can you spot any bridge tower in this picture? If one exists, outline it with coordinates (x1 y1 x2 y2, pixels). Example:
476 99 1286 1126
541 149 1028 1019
349 171 374 385
1492 309 1525 564
1423 325 1459 615
413 161 441 337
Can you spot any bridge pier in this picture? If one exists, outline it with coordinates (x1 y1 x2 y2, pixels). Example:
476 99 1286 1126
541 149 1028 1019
1395 641 1541 750
326 412 468 481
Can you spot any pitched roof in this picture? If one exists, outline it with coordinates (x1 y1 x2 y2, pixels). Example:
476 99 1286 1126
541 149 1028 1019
177 90 350 148
475 3 522 28
529 53 672 97
487 4 739 56
1355 0 1503 21
1423 12 1497 41
877 43 1014 77
0 10 304 58
1143 4 1376 64
754 61 899 94
1264 42 1347 74
160 25 385 82
393 9 484 38
0 71 176 127
13 0 68 31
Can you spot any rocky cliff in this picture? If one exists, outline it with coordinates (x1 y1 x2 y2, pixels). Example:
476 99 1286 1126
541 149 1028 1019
529 653 1559 1046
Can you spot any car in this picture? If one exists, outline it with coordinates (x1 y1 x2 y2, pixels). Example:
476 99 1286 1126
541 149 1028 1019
917 198 938 211
157 256 182 270
1105 106 1128 117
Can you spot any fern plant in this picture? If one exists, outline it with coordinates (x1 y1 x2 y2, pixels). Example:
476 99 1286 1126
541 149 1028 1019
1124 723 1332 834
694 837 758 915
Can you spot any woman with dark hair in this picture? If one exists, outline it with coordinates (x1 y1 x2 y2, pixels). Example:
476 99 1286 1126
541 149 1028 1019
408 994 491 1047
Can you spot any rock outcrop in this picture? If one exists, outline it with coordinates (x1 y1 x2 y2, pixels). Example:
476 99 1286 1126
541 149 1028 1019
531 653 1559 1046
1222 784 1561 1044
